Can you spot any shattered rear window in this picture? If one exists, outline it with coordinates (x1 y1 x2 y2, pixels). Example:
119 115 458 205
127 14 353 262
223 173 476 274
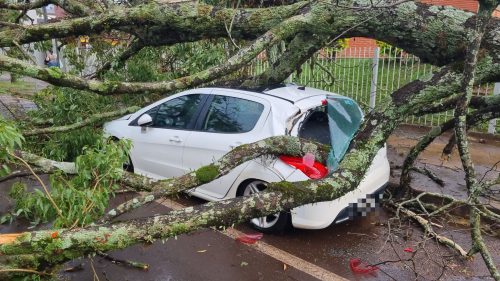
297 109 331 146
326 96 363 172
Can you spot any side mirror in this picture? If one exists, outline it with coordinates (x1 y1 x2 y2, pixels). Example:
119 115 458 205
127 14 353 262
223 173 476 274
137 114 153 127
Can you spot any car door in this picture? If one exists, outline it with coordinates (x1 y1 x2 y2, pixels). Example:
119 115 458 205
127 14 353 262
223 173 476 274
128 92 210 179
183 90 271 199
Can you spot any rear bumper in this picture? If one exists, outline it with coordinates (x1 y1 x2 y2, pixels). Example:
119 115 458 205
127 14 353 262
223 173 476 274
332 183 386 225
288 146 390 230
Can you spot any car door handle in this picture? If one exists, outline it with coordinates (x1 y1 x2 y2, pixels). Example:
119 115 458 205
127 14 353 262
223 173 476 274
230 142 242 149
169 136 182 143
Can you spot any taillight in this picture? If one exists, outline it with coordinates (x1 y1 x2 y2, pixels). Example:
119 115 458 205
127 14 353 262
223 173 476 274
279 156 329 179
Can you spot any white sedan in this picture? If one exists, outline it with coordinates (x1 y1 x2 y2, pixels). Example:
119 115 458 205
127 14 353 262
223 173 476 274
104 85 389 232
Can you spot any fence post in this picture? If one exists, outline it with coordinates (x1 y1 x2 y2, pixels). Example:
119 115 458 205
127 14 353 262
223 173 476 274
488 83 499 134
369 47 379 110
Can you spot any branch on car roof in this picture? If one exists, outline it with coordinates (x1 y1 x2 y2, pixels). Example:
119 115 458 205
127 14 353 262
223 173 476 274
0 65 454 277
22 106 140 137
0 16 306 95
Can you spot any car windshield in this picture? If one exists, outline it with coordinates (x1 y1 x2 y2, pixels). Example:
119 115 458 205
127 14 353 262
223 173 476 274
326 96 363 171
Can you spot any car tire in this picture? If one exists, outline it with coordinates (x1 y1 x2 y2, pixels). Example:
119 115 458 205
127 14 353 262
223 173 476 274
237 180 291 234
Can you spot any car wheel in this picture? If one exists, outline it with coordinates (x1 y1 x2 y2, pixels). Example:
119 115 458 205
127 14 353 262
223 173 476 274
238 180 291 233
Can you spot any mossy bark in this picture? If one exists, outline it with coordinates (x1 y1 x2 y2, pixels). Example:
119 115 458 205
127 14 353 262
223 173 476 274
0 0 91 16
0 14 308 95
452 1 500 279
0 1 309 47
2 1 500 67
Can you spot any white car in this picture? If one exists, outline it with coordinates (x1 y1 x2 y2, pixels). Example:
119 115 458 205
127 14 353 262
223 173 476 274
104 85 389 232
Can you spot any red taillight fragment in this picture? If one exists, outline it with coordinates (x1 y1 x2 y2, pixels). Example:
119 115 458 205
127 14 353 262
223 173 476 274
279 156 328 179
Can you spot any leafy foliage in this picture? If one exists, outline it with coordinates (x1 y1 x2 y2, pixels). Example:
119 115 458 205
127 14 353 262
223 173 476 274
0 117 24 177
104 39 228 82
8 138 131 228
23 87 119 161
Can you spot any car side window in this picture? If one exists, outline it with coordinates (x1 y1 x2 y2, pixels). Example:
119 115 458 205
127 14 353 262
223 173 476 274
202 95 264 133
144 106 159 120
153 94 203 129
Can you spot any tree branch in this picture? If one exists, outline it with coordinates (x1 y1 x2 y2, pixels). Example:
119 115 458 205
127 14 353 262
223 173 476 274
453 1 500 279
92 39 145 78
241 32 327 89
0 1 309 47
101 136 331 222
387 202 468 257
0 0 92 16
400 105 500 190
23 106 139 136
0 15 308 95
1 1 500 72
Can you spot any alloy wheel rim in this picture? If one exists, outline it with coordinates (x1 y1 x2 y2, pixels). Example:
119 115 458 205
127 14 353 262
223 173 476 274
243 181 280 229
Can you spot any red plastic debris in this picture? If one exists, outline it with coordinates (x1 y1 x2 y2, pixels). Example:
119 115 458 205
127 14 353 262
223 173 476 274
236 233 263 244
349 258 379 274
404 247 414 253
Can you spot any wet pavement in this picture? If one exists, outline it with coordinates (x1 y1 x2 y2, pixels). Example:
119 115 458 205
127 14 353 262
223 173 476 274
61 201 318 281
1 125 499 280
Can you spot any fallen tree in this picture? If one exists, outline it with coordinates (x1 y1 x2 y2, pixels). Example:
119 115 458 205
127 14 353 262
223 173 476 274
0 0 499 279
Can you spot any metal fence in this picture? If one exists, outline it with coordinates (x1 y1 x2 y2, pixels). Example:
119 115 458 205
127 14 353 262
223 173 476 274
250 46 499 134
